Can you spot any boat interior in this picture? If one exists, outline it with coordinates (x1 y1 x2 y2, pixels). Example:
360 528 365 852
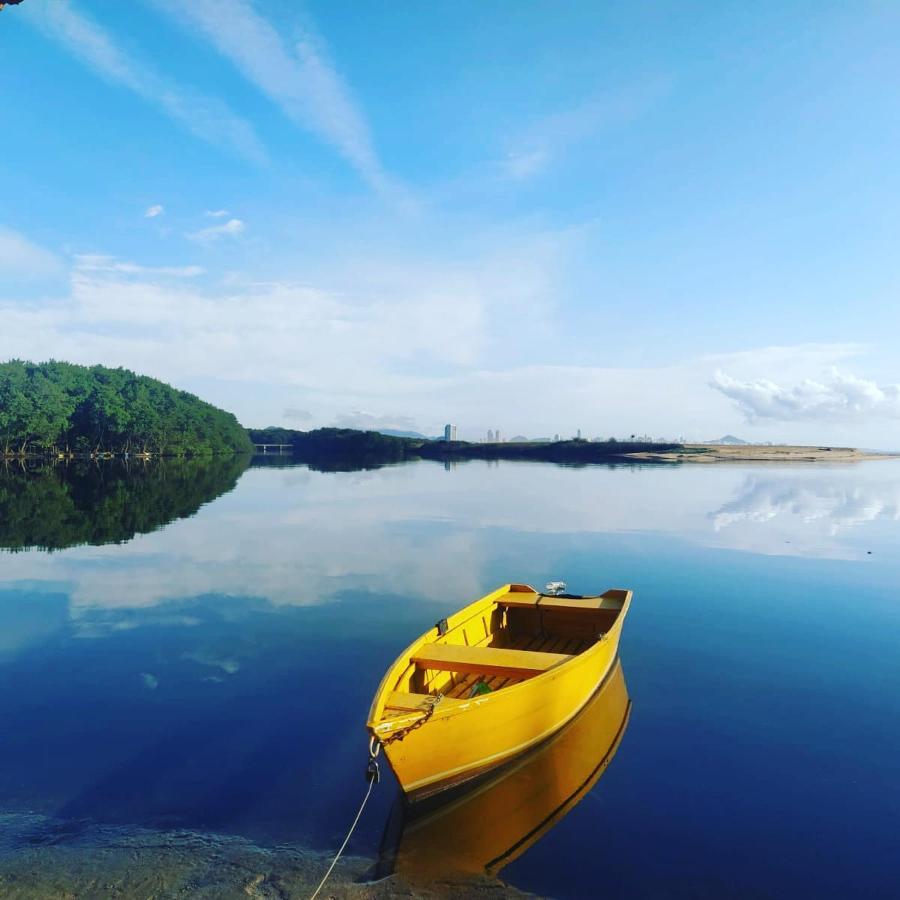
381 585 628 717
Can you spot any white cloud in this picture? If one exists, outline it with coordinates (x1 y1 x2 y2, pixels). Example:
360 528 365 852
23 1 265 163
144 204 164 218
205 209 230 218
0 238 544 418
0 226 60 279
74 254 204 278
2 228 896 447
148 0 389 192
186 218 246 243
712 368 900 422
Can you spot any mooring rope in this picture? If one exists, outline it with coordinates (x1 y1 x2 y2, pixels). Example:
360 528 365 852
308 747 381 900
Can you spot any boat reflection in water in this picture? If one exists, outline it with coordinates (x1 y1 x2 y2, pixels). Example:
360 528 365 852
378 657 630 883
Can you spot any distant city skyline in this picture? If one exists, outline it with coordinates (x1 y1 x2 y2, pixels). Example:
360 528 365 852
437 423 707 445
3 3 900 447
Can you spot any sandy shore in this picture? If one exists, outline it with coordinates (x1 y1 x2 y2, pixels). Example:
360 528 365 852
625 444 897 464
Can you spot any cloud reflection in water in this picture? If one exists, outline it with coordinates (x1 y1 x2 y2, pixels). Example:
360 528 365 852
1 460 899 619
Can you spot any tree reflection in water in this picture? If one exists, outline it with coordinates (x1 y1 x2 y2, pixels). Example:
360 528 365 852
0 456 249 552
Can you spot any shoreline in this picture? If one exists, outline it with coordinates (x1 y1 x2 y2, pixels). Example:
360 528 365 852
1 450 250 462
625 444 899 464
5 440 898 470
251 429 900 468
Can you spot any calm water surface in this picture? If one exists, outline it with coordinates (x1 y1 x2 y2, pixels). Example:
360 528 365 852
1 457 899 897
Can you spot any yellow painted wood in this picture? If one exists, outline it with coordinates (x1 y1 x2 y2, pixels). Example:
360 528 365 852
366 582 633 798
495 590 541 608
394 659 631 881
385 691 463 712
411 643 572 678
498 589 627 611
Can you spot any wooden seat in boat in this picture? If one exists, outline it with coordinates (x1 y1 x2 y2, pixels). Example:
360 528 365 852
411 643 573 678
498 589 628 613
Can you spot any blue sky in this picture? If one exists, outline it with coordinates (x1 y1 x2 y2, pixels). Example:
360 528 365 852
2 0 900 445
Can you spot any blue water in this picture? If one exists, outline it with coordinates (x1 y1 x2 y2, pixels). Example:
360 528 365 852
1 459 899 897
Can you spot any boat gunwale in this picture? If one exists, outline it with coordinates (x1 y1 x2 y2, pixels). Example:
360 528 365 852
366 584 632 731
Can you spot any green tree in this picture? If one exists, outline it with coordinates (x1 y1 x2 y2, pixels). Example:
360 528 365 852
0 361 252 457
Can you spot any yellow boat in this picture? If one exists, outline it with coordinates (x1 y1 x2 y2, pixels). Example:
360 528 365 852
381 657 631 882
366 582 632 799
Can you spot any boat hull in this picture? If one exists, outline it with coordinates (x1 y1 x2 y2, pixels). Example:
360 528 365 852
384 657 631 881
377 599 628 799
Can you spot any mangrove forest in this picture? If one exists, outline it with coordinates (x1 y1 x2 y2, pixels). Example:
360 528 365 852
0 361 252 457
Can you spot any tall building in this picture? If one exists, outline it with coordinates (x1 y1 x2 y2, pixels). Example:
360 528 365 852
444 423 458 441
496 429 501 443
487 429 494 442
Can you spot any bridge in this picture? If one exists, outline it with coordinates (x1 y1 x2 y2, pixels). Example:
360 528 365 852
253 443 293 453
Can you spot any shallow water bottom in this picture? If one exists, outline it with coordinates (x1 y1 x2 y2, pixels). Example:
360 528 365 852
0 813 534 900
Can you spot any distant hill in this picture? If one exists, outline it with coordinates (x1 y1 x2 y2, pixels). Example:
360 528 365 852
378 428 432 440
707 434 748 445
0 360 252 456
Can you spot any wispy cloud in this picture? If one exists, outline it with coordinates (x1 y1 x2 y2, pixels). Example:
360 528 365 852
205 209 230 218
186 218 246 243
712 368 900 422
332 411 421 432
22 1 265 163
144 204 164 218
0 233 538 408
75 254 204 278
502 148 551 181
499 82 669 181
0 226 61 279
148 0 390 193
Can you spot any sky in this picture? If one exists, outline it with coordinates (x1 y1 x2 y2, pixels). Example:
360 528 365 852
2 0 900 447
